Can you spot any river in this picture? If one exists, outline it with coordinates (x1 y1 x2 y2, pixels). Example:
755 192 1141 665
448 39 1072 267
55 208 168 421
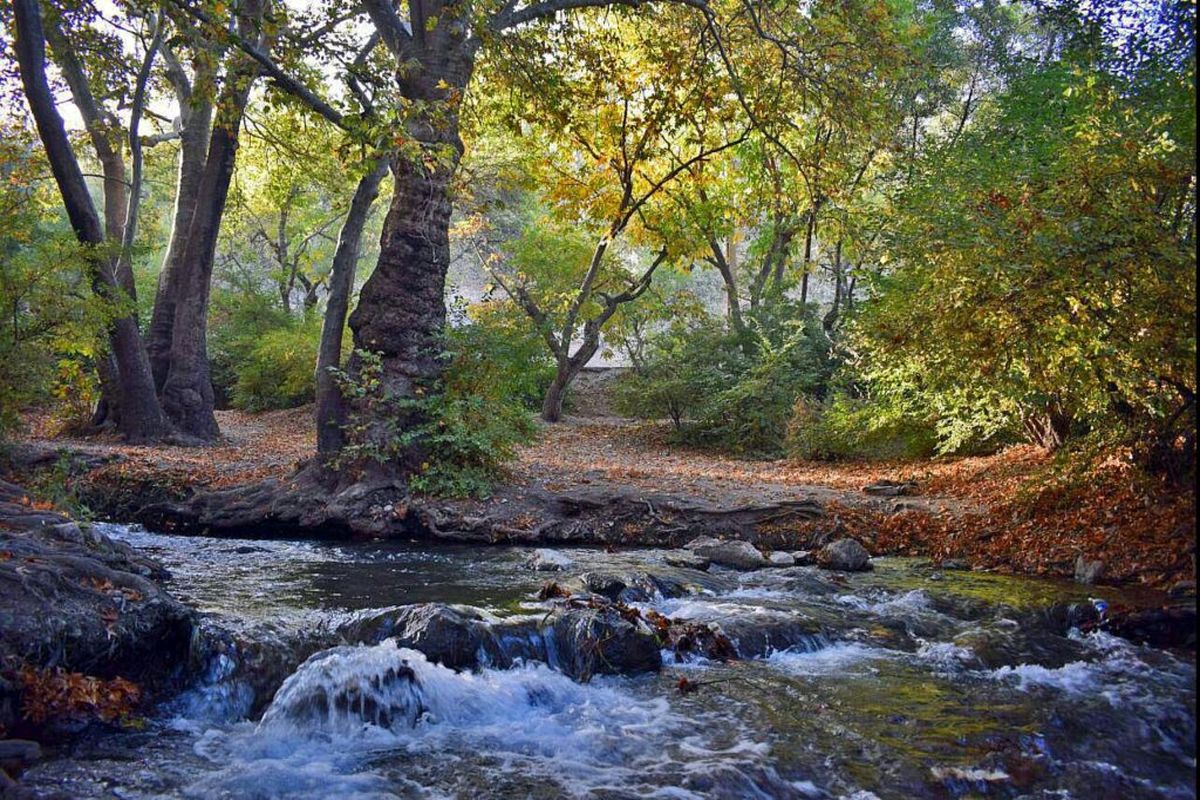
20 524 1196 799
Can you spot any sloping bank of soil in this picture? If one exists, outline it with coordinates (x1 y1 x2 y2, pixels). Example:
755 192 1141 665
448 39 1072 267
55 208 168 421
9 410 1196 591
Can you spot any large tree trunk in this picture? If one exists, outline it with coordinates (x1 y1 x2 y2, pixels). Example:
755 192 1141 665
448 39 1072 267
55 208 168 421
160 13 262 440
12 0 170 443
147 80 213 392
316 158 389 456
342 148 459 476
338 38 474 478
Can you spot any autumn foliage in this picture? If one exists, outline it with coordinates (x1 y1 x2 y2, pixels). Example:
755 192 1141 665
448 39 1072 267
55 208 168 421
16 666 141 726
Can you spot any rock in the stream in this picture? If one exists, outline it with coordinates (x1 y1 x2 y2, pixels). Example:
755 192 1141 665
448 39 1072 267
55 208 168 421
663 551 711 571
790 550 814 566
768 552 795 567
343 602 661 679
0 740 40 773
1073 555 1104 585
580 572 627 601
0 480 195 735
817 538 873 572
685 537 769 570
526 548 573 572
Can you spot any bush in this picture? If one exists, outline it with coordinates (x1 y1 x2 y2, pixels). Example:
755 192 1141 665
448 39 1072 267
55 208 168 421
455 299 556 410
786 393 939 462
615 301 836 457
336 316 540 498
230 314 325 411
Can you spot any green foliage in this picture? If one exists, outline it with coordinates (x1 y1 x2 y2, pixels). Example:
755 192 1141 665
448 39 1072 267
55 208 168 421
786 393 939 462
454 299 556 410
616 301 836 457
335 319 539 498
230 314 326 412
0 129 111 437
854 55 1196 465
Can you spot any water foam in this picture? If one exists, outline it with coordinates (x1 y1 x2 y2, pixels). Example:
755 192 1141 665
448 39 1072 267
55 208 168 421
184 640 803 799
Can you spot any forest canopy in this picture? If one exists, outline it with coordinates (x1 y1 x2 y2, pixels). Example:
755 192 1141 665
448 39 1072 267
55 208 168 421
0 0 1194 492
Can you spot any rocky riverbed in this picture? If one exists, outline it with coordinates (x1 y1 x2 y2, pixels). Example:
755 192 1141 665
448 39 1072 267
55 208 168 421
4 522 1193 799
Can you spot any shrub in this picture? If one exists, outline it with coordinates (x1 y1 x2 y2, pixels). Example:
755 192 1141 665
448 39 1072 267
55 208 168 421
615 301 836 457
230 314 325 411
786 393 939 462
336 317 540 498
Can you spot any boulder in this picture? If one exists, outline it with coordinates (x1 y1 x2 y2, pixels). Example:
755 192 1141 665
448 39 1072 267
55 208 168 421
0 497 195 735
790 550 814 566
343 602 661 679
526 548 573 572
663 551 711 571
817 538 873 572
768 552 795 567
1073 555 1104 585
580 572 626 601
685 537 769 570
0 740 39 773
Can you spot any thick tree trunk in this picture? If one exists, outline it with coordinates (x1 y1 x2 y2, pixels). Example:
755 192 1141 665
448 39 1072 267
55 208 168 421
160 21 262 440
316 158 388 456
342 143 460 475
147 85 213 392
12 0 170 442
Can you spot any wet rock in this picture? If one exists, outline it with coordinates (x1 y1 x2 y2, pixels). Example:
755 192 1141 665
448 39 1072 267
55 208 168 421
0 740 39 772
863 480 917 497
526 548 573 572
663 551 710 571
1073 556 1104 585
940 559 970 571
717 613 827 658
0 483 195 735
344 602 661 679
1106 606 1197 650
817 538 873 572
399 605 500 668
768 552 795 567
685 537 769 570
1167 580 1196 600
790 550 813 566
580 572 626 601
542 607 662 679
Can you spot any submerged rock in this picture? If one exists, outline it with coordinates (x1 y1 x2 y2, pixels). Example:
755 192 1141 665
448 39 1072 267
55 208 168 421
527 548 573 572
817 538 873 572
685 537 769 570
663 551 711 571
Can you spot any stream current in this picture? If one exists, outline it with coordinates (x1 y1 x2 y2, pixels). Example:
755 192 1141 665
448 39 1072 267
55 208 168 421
21 524 1197 800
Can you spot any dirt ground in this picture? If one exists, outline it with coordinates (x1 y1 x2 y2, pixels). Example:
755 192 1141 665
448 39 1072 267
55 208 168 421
10 407 1196 589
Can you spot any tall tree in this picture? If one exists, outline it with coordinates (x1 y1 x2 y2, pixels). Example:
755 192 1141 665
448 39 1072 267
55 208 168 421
159 0 268 440
10 0 171 442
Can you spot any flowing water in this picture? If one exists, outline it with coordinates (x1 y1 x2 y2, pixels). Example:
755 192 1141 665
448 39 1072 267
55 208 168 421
22 524 1196 800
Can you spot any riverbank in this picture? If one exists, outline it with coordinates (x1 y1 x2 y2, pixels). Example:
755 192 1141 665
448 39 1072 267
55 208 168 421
5 408 1195 589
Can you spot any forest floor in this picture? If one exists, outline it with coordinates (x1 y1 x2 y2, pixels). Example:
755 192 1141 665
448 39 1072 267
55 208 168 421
8 407 1196 589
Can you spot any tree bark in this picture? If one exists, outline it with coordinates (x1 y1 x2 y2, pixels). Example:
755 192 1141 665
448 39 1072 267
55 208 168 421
160 5 264 440
316 158 389 456
147 47 214 391
12 0 170 443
